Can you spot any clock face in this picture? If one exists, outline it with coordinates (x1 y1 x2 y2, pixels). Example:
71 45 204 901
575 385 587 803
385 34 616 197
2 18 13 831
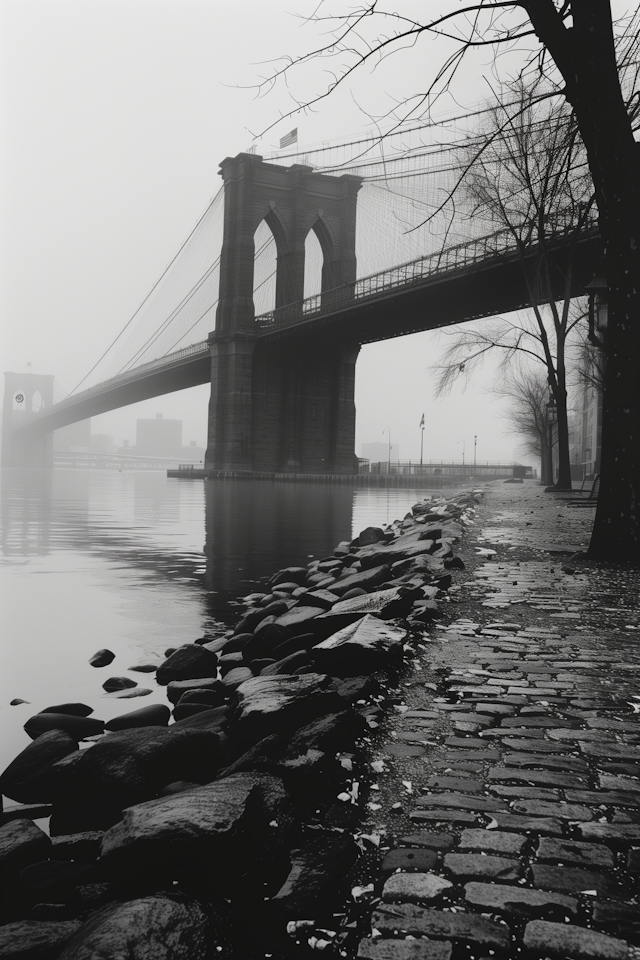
15 393 24 403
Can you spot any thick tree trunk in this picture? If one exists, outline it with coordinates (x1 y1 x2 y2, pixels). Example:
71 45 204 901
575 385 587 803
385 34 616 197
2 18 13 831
524 2 640 558
554 388 572 490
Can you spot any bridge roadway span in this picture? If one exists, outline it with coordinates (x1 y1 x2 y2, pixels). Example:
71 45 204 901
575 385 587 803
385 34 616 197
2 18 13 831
16 225 600 439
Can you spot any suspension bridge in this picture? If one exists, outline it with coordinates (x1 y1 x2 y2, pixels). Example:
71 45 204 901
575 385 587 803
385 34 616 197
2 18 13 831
3 108 602 473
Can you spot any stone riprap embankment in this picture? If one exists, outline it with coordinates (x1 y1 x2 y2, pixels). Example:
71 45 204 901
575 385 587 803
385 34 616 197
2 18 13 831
0 491 479 959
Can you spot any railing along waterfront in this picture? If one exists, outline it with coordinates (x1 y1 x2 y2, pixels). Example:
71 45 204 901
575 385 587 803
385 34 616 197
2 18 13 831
360 460 533 478
255 213 599 334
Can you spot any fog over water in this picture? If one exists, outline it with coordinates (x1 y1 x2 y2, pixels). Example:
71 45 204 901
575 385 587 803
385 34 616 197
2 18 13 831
0 468 467 773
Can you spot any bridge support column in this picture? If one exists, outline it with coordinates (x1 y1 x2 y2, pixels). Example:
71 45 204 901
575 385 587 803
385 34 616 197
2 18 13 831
2 373 54 468
252 341 359 474
205 151 362 475
205 333 256 472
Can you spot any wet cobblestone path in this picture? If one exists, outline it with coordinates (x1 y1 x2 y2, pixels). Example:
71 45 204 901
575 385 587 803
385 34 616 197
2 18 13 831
355 482 640 960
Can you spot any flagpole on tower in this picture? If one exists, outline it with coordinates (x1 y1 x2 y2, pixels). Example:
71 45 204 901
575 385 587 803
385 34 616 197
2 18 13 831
419 413 425 468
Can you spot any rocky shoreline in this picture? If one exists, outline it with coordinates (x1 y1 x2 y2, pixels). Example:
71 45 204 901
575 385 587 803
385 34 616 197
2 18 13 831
0 490 479 958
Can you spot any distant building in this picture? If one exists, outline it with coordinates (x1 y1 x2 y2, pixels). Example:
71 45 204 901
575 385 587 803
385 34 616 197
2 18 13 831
361 441 400 463
136 414 182 458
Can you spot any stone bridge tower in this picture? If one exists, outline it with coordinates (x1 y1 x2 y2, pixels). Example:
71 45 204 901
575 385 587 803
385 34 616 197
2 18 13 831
205 153 362 473
2 372 55 467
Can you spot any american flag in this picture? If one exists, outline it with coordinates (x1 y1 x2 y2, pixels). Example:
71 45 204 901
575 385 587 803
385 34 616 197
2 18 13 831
279 128 298 149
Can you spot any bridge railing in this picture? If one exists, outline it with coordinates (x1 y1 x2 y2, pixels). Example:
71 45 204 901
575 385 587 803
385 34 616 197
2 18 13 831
255 212 599 334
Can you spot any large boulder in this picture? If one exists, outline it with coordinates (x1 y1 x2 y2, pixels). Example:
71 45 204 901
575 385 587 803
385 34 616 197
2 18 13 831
166 678 223 705
356 526 387 546
269 567 309 588
329 564 392 598
271 833 359 916
219 710 366 790
40 703 93 717
51 725 221 815
0 819 51 875
312 615 406 675
0 920 82 959
156 645 219 685
233 673 343 746
58 895 210 960
0 729 78 803
23 713 105 741
105 704 170 731
314 587 416 630
100 773 294 896
273 606 323 637
357 538 438 571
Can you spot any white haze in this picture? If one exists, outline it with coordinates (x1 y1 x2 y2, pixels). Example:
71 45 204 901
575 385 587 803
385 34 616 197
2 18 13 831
1 0 534 468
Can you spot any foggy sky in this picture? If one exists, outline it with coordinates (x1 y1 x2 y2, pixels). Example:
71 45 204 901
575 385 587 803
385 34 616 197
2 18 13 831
1 0 533 466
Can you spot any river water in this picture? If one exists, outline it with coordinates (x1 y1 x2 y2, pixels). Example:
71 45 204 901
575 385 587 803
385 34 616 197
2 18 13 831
0 468 463 776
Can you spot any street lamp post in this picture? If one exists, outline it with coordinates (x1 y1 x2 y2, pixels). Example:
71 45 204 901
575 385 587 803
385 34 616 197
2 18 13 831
545 395 557 487
419 413 425 469
474 435 477 468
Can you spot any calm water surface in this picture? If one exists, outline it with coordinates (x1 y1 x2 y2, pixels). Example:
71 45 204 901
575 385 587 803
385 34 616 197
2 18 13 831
0 468 462 772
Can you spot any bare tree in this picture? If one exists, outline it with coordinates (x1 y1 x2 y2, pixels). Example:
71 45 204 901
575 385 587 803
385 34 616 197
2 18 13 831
432 78 592 490
496 368 550 483
264 3 640 558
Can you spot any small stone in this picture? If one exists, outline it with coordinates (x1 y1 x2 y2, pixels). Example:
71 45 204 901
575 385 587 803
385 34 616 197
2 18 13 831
358 940 453 960
102 676 137 693
382 848 437 875
490 812 564 835
381 872 452 902
89 649 115 667
511 799 593 821
409 810 478 825
531 864 620 898
458 829 525 856
464 881 578 917
577 822 640 843
444 853 520 881
536 838 614 869
104 687 152 699
522 919 629 960
398 832 455 852
371 904 509 950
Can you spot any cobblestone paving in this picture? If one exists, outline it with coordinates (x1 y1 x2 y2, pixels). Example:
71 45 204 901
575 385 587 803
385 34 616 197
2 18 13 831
355 482 640 960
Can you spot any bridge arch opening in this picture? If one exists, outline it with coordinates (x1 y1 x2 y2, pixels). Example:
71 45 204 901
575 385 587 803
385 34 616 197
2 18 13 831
252 218 278 316
304 224 326 299
31 390 45 412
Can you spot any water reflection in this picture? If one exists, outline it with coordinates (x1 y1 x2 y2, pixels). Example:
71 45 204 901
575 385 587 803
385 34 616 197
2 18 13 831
204 480 354 609
1 469 53 556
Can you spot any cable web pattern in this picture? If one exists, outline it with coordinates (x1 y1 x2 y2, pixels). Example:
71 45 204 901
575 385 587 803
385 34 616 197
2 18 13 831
73 103 585 392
